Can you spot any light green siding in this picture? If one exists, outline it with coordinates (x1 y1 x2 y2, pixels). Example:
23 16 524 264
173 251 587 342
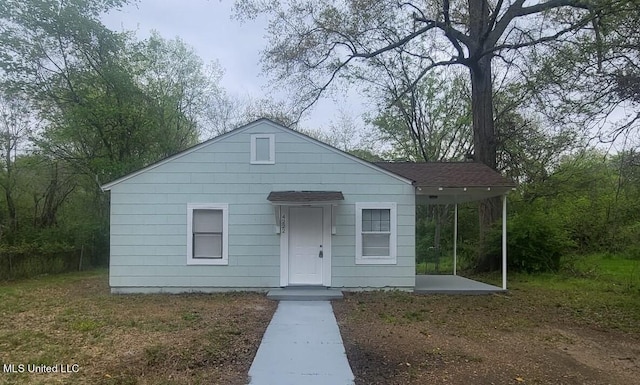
107 120 415 292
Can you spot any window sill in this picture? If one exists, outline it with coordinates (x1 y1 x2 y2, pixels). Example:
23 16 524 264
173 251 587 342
187 258 228 266
355 258 397 265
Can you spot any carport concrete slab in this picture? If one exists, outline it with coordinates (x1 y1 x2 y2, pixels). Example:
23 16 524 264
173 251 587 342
415 274 505 294
248 301 354 385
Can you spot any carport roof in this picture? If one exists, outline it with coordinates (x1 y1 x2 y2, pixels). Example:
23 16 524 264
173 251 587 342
374 162 515 188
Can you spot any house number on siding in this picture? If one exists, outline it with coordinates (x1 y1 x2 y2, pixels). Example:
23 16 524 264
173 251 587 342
280 214 286 233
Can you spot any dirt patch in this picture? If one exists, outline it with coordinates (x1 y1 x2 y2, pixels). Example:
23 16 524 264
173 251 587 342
0 272 277 385
333 291 640 385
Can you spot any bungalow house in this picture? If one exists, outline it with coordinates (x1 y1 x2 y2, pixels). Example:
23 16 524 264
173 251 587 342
102 119 514 294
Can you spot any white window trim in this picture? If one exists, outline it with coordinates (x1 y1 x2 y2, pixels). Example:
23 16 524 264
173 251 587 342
355 202 397 265
187 203 229 265
250 133 275 164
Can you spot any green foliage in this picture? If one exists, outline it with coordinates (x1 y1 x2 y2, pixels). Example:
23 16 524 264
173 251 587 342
0 0 225 281
522 150 640 256
1 0 220 184
486 209 574 273
369 72 472 162
0 242 77 280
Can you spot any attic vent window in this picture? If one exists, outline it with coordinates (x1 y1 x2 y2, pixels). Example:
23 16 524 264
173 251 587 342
251 134 275 164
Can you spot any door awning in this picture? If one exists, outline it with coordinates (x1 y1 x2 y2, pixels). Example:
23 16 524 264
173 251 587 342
267 191 344 203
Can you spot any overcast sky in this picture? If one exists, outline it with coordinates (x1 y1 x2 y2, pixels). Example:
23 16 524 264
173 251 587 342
101 0 365 132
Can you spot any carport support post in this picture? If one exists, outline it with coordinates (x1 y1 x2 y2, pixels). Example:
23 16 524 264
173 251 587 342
453 203 458 276
502 194 507 290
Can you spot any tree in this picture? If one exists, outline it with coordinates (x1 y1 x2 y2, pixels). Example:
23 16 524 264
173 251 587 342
136 32 224 152
523 0 640 144
300 110 367 152
238 0 609 165
236 0 613 270
0 0 227 184
368 71 473 162
0 92 34 233
0 0 141 181
204 96 302 137
493 80 583 185
0 0 230 277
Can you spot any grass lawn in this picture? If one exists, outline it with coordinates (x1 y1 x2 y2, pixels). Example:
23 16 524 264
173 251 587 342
333 254 640 385
0 270 276 385
2 255 638 384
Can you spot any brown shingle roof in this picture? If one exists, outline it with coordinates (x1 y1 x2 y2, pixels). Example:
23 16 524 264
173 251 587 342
374 162 515 188
267 191 345 202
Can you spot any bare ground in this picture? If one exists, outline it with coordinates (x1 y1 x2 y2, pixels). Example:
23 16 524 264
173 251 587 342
3 271 639 385
0 271 277 385
332 289 640 385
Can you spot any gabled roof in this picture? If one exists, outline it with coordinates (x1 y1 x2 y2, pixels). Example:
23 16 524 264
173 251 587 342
101 118 412 190
375 162 515 188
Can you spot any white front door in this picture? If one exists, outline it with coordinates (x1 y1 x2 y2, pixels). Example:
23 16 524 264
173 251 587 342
288 207 324 285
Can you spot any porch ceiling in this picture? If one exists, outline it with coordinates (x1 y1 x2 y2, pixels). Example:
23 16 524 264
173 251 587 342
415 186 514 204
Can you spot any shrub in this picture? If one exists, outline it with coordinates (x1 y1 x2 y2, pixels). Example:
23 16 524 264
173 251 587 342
618 222 640 259
0 242 78 280
487 210 574 273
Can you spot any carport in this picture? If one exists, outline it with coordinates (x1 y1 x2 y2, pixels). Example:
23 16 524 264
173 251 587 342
375 162 516 293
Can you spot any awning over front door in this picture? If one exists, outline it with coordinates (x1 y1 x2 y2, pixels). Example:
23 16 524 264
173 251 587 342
267 191 343 235
267 191 344 204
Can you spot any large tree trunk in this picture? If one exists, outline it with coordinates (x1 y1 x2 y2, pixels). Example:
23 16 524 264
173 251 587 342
469 0 501 271
470 58 496 170
470 56 501 271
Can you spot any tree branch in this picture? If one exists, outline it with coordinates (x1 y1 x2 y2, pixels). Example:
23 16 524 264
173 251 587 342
352 23 436 59
488 0 592 48
486 19 591 56
413 14 473 50
389 58 461 107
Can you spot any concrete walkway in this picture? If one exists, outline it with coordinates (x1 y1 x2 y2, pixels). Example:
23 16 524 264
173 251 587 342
247 301 355 385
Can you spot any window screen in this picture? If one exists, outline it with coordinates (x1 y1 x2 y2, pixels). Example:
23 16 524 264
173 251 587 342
255 137 271 162
361 209 391 257
192 209 223 258
362 209 391 231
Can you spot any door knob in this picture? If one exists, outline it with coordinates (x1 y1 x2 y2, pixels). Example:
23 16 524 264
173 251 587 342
319 245 323 258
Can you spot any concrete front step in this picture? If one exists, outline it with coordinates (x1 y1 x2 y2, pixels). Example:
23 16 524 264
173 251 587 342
267 287 344 301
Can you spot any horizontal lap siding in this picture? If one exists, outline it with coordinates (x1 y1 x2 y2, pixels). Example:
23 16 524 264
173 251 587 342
330 197 415 288
109 121 414 290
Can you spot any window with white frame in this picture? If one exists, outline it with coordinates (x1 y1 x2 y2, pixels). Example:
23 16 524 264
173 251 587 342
355 202 397 264
250 134 275 164
187 204 229 265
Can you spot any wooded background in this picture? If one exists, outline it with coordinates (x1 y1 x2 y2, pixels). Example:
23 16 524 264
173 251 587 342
0 0 638 279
